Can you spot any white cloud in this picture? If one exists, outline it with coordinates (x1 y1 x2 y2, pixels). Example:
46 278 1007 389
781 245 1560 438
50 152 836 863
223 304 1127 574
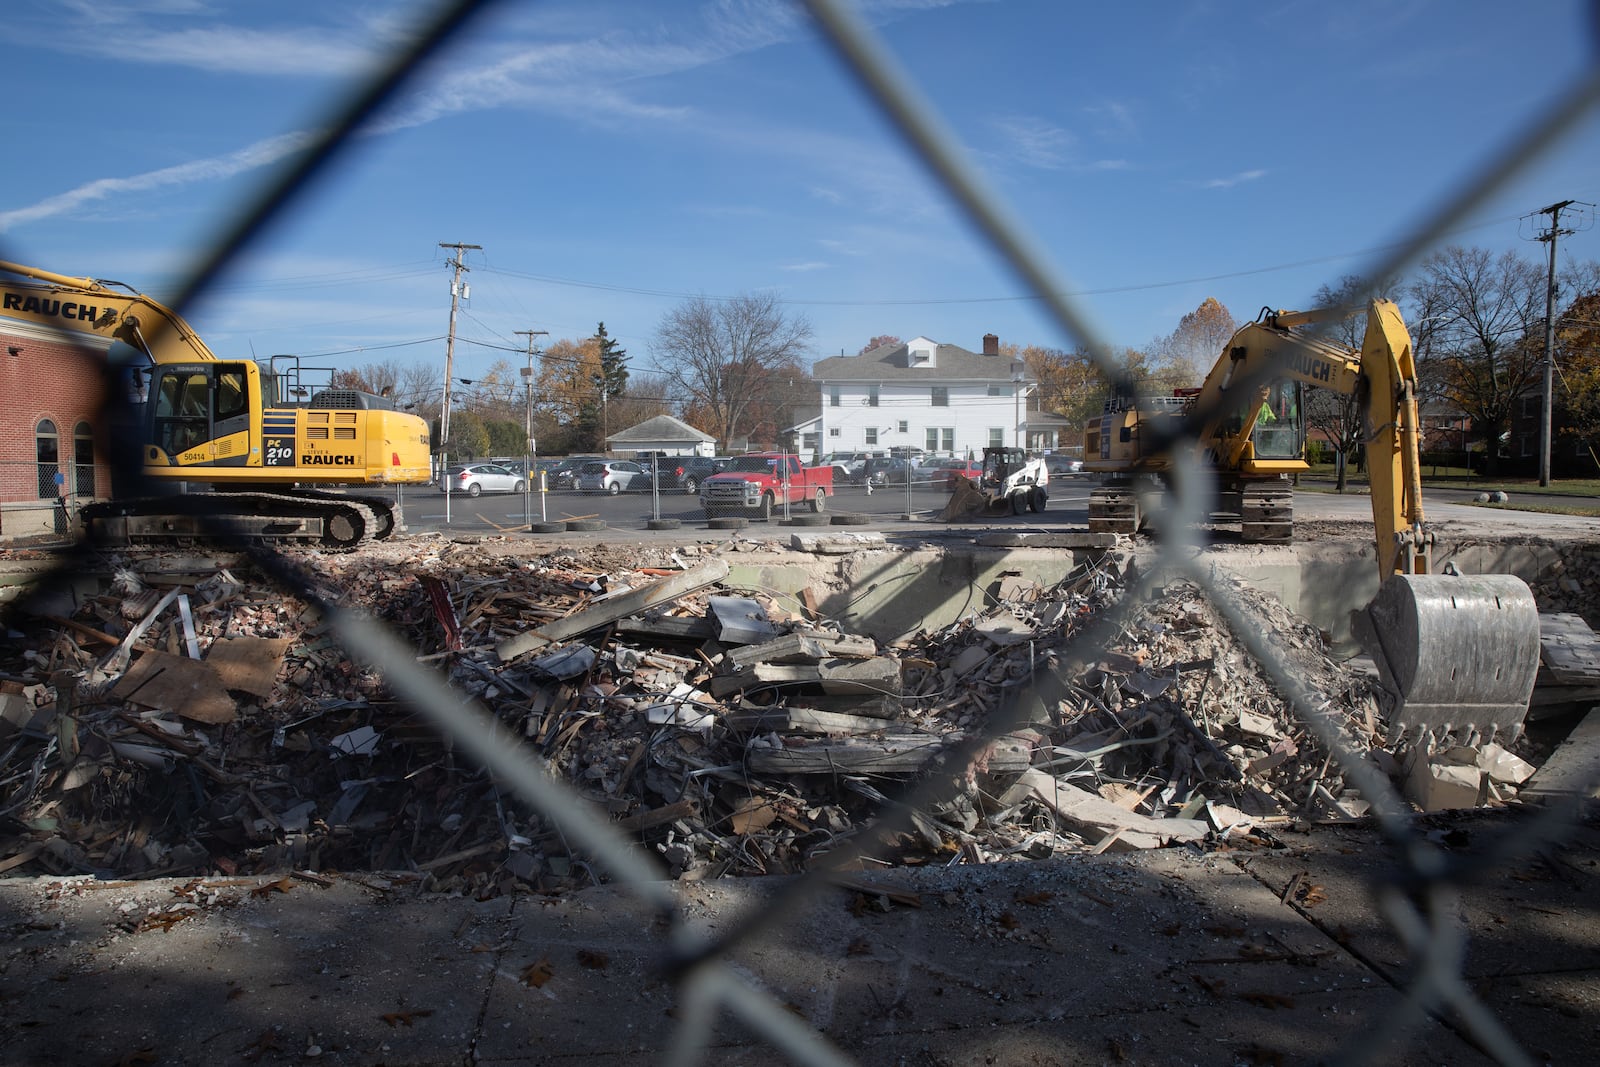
0 132 312 233
781 261 830 272
991 115 1076 170
1202 169 1267 189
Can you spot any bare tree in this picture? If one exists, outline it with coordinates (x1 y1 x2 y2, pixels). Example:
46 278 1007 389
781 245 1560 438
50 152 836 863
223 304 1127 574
1406 246 1546 475
1305 275 1387 492
652 293 813 447
395 360 443 423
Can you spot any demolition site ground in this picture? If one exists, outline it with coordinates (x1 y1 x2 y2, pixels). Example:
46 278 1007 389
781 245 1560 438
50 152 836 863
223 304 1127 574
0 511 1597 1065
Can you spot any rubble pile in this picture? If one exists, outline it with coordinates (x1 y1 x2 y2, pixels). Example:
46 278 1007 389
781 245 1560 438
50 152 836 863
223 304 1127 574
0 537 1557 895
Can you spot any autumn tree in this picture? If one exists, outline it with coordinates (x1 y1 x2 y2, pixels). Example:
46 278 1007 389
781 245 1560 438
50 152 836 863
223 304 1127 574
1152 297 1236 386
1405 247 1550 475
652 293 813 447
859 335 901 355
1556 289 1600 464
534 336 604 452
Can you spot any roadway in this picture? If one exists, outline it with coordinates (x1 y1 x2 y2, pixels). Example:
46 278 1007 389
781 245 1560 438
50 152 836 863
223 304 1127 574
386 477 1596 539
394 476 1097 535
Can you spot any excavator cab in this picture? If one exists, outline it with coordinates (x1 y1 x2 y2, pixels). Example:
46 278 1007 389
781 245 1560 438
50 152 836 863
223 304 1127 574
1249 380 1303 460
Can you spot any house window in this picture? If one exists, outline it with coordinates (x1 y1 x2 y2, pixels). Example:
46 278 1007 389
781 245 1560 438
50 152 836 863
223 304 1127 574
829 385 841 407
73 421 95 498
897 420 908 433
867 385 879 407
926 427 955 453
829 427 840 437
1522 396 1540 418
989 427 1004 447
35 419 60 499
987 384 1012 397
865 428 878 445
931 386 948 407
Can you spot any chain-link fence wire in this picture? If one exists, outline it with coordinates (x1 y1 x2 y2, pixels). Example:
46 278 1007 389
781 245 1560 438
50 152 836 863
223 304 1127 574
3 1 1600 1063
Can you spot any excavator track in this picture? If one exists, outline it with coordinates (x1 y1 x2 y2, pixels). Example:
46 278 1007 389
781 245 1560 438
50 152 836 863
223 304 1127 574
81 491 387 552
1087 481 1141 534
1238 483 1294 543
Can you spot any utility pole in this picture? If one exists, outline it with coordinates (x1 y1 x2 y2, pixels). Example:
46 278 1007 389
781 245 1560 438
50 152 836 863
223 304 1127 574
438 242 480 459
516 328 548 524
1533 202 1572 487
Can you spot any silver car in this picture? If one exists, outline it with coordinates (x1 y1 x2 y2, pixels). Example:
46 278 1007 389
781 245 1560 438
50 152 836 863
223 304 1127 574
575 460 646 494
439 463 526 496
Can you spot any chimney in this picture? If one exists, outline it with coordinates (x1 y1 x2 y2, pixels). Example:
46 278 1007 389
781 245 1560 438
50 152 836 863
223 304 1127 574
982 333 999 356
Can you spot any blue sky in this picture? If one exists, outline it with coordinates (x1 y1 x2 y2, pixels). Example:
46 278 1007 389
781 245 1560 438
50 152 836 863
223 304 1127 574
3 0 1598 389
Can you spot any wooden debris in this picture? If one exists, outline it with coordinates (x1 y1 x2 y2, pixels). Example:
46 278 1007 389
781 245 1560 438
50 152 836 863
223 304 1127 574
110 651 236 724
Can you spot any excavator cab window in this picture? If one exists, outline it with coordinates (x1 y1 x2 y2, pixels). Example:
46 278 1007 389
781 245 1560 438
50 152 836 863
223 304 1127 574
1251 381 1303 459
151 368 214 456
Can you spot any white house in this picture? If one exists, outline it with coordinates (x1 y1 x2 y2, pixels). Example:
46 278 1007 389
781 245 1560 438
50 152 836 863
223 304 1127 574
795 334 1035 459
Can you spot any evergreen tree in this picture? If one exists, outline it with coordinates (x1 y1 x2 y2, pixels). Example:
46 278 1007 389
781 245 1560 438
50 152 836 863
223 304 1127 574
596 323 629 400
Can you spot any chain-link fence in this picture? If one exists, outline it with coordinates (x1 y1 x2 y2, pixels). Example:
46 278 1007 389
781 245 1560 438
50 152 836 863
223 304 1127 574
4 1 1600 1064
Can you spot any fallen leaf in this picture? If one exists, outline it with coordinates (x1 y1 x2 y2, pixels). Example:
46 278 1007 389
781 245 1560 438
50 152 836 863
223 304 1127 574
380 1009 434 1028
521 958 556 988
576 949 609 970
250 877 295 899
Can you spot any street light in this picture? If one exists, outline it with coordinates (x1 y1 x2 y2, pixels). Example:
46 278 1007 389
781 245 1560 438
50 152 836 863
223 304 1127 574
517 329 548 524
1010 359 1025 449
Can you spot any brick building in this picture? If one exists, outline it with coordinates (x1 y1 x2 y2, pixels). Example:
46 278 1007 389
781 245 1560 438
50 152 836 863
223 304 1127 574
0 320 114 537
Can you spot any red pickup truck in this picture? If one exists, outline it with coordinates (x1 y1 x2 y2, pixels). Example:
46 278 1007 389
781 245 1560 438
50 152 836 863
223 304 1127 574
698 453 833 520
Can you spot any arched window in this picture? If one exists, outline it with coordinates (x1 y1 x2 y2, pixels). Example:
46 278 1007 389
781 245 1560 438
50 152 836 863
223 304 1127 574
35 419 60 499
73 421 96 498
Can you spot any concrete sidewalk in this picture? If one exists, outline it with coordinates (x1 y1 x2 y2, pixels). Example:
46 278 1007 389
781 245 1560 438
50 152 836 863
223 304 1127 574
2 810 1597 1066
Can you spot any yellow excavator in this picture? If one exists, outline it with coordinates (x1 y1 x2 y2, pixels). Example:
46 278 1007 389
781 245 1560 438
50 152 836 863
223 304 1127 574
1084 298 1541 742
0 260 432 549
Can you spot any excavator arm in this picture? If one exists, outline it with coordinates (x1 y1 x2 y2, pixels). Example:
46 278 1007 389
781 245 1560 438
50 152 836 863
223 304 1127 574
1190 299 1429 578
1109 296 1540 741
0 260 218 364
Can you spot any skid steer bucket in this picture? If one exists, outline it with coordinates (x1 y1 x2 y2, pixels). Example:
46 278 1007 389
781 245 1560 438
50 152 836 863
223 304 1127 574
1353 572 1541 742
937 476 1008 521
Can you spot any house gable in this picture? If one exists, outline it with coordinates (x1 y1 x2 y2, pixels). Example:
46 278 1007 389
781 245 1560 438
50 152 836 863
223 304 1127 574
906 336 938 368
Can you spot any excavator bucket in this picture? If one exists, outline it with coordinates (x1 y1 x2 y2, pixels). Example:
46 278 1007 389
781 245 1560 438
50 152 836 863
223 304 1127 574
939 477 994 521
1353 573 1541 742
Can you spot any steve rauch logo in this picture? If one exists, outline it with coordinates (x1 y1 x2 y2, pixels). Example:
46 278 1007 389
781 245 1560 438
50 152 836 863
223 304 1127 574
303 453 357 466
3 291 113 323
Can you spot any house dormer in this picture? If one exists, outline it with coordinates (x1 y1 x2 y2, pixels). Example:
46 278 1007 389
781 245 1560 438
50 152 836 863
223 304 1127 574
906 336 938 368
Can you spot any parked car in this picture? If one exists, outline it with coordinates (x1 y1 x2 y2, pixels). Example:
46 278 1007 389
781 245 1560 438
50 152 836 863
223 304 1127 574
576 459 646 494
439 463 525 496
548 457 603 490
649 456 731 494
819 451 873 483
861 456 915 486
1045 454 1083 478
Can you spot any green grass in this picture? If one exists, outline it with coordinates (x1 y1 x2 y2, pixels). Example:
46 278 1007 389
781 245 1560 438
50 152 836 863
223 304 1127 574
1460 500 1600 517
1302 464 1600 498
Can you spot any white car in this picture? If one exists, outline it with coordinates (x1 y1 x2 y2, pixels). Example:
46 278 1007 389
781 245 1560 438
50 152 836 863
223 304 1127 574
575 460 646 494
439 463 526 496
